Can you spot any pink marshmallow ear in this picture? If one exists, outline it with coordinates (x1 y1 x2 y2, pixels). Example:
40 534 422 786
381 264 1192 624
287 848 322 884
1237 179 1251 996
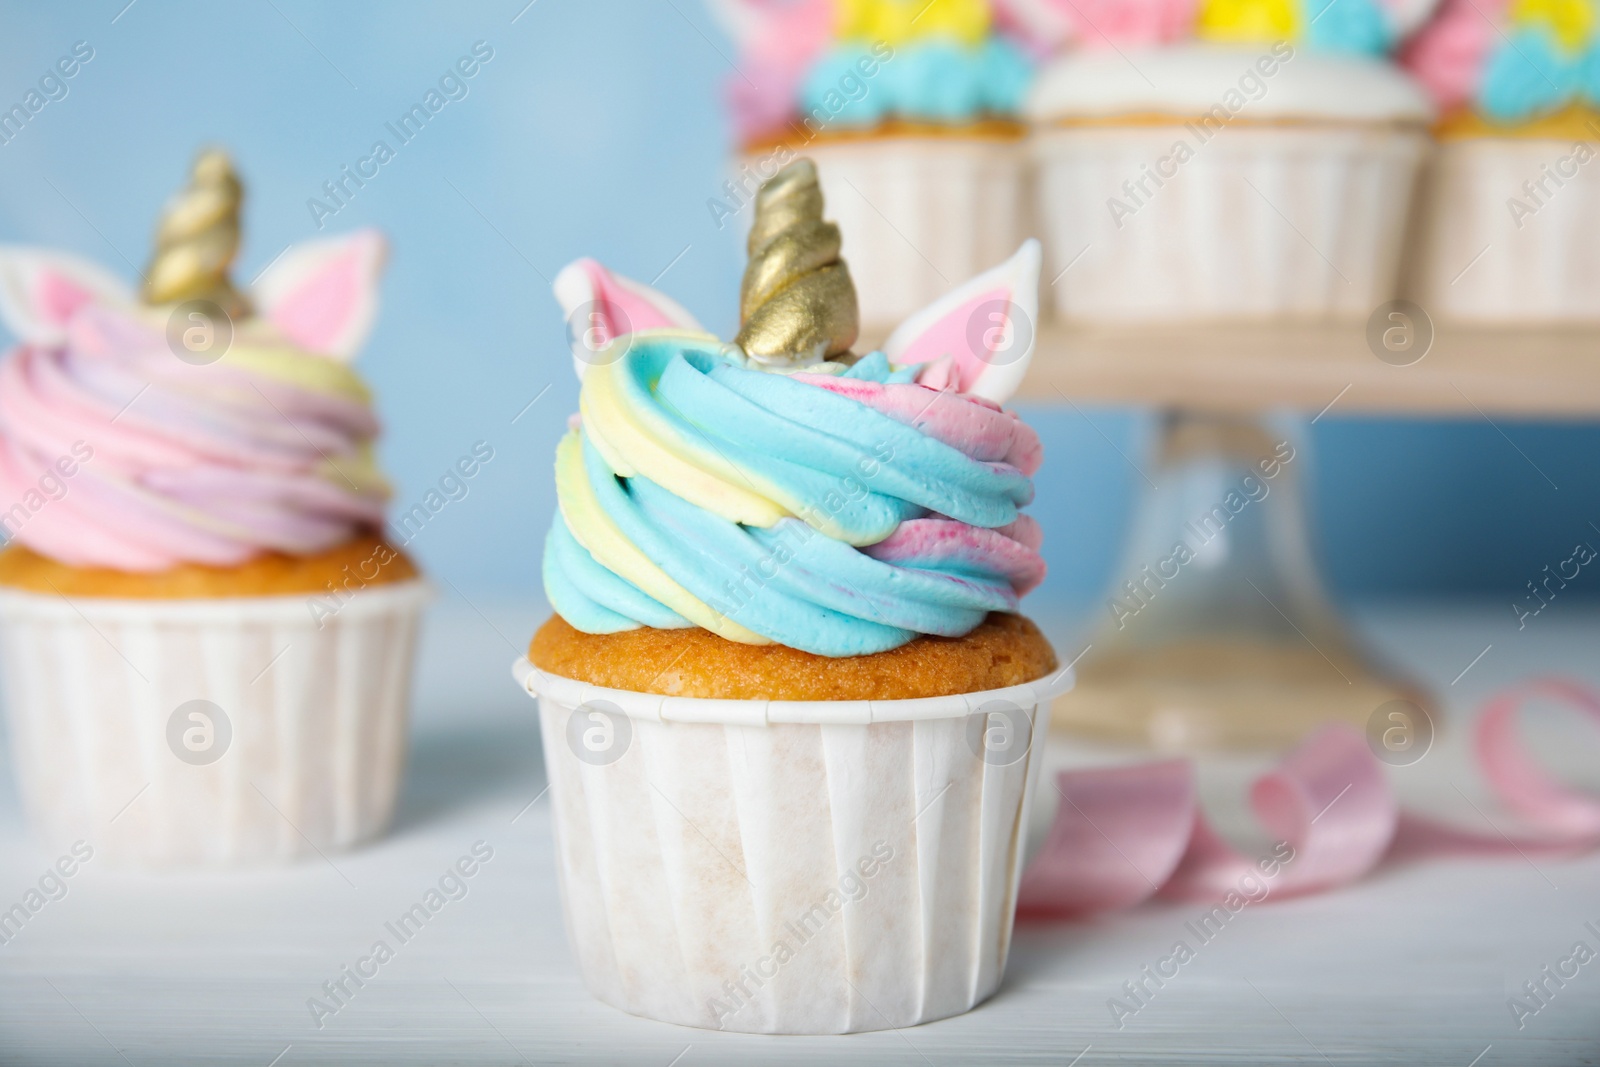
993 0 1079 49
708 0 836 141
0 247 132 347
253 229 387 360
883 240 1042 405
705 0 832 50
1382 0 1441 37
552 258 704 380
704 0 765 48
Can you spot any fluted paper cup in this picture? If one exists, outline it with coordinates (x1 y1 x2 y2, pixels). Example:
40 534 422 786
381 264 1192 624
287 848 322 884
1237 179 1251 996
1032 124 1427 321
515 657 1071 1034
1406 137 1600 322
0 580 430 867
743 136 1031 335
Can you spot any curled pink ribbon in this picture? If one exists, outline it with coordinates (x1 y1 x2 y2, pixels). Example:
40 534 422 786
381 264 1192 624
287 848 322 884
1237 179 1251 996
1018 678 1600 919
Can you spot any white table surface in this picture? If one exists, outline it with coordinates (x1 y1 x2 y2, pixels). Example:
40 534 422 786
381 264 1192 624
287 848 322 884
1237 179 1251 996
2 599 1598 1066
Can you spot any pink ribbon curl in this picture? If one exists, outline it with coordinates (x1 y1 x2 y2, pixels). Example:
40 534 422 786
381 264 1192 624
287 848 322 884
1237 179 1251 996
1018 678 1600 920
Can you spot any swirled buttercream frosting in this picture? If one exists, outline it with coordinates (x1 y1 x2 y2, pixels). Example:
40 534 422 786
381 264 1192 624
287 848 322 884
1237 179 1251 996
546 159 1046 657
0 311 387 571
715 0 1036 145
1404 0 1600 123
0 151 393 572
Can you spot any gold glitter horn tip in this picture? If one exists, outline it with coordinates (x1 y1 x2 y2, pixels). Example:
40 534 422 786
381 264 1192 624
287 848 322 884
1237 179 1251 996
141 147 251 317
734 159 858 365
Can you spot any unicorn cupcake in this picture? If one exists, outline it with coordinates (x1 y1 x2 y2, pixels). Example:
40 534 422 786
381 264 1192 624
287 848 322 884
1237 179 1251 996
519 159 1066 1032
712 0 1038 334
1022 0 1438 320
0 151 429 866
1403 0 1600 319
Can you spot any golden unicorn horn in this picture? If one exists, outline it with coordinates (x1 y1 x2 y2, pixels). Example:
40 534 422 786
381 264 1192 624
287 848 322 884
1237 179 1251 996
142 148 250 317
734 159 857 365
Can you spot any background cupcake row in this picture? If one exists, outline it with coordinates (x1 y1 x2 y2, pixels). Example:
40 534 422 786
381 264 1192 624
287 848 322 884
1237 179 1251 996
721 0 1600 329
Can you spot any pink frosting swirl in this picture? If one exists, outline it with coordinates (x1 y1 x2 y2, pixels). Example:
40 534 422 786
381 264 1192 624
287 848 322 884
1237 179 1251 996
795 371 1045 592
722 0 837 143
0 303 387 572
1400 0 1500 109
1063 0 1198 48
796 372 1044 474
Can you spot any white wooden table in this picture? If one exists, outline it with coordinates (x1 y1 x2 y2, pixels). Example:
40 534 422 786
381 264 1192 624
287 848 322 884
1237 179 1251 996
2 600 1597 1065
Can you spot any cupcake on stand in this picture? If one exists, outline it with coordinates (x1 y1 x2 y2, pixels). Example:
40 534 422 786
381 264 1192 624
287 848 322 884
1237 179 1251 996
1023 0 1439 320
1404 0 1600 320
714 0 1038 334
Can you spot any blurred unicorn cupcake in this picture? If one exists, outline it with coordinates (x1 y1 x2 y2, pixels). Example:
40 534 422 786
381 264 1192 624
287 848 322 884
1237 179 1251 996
0 150 429 866
1022 0 1438 320
712 0 1040 333
1403 0 1600 319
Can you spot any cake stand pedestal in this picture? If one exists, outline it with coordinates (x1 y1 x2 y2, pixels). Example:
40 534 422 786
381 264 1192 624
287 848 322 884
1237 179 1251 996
1054 408 1425 750
1018 321 1600 751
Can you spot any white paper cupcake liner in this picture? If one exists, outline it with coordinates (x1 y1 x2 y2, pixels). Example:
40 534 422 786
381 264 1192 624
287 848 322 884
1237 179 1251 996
515 657 1072 1034
0 580 431 867
1406 137 1600 321
1032 124 1428 321
742 137 1031 335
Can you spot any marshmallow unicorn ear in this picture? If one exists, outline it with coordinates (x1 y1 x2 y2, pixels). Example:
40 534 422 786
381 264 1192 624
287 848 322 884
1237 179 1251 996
703 0 767 45
552 258 704 380
991 0 1079 49
253 229 387 360
704 0 833 51
1382 0 1440 37
706 0 835 142
0 248 132 347
883 239 1042 405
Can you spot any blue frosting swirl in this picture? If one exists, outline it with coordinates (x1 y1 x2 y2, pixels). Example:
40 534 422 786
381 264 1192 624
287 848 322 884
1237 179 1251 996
1475 26 1600 123
543 335 1043 657
1305 0 1394 56
1481 29 1579 122
802 38 1032 128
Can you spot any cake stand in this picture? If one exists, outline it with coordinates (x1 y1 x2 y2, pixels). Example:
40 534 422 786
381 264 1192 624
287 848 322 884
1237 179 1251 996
1014 321 1600 750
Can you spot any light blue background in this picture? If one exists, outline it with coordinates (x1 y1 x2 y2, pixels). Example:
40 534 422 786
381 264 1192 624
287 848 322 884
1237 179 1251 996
0 0 1594 618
